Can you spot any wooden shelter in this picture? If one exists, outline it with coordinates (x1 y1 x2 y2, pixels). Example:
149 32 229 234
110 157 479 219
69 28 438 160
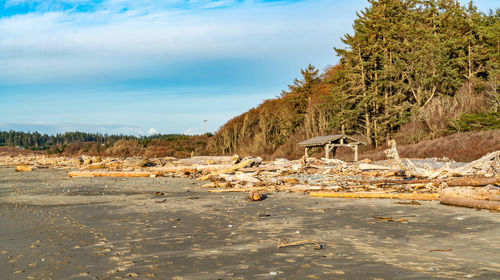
298 134 366 161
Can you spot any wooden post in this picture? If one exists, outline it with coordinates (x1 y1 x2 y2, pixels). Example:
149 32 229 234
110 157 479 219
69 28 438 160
332 146 337 158
325 144 329 159
354 145 358 162
305 147 309 157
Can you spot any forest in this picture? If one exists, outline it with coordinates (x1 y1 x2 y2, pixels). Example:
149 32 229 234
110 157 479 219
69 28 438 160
209 0 499 158
0 131 193 149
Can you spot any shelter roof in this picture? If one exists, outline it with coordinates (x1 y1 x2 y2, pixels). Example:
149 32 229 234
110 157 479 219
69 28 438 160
297 134 367 147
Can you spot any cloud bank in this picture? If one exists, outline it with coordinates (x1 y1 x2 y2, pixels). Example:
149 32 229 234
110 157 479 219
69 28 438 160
0 0 353 86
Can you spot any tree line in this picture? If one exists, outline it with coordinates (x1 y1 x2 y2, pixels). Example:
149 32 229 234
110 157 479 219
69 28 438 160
210 0 499 157
0 130 191 150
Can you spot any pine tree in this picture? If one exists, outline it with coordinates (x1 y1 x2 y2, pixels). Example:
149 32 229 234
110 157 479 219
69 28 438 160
281 64 321 136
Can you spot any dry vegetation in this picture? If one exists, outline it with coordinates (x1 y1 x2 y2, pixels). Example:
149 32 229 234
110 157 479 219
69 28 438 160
0 146 45 156
55 135 211 158
359 129 500 162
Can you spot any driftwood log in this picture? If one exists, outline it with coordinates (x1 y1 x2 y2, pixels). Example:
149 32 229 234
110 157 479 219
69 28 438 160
310 192 439 201
439 186 500 211
15 165 33 172
68 171 162 178
150 165 230 173
444 177 499 187
249 190 263 201
197 159 254 181
342 177 499 187
207 187 266 193
277 239 323 249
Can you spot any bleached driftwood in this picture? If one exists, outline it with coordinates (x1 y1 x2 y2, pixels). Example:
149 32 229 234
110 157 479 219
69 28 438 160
342 177 498 187
428 162 451 179
68 171 162 178
384 139 401 161
452 151 500 176
384 139 418 171
310 191 439 201
359 163 392 170
149 164 230 173
207 187 266 193
197 158 256 181
440 186 500 211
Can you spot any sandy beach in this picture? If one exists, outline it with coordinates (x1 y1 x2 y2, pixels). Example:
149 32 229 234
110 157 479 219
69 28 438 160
1 166 499 279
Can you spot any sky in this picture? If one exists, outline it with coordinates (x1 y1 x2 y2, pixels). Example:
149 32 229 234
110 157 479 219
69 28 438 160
0 0 498 136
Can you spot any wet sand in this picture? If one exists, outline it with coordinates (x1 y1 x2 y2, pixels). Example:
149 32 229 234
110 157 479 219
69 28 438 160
0 166 499 279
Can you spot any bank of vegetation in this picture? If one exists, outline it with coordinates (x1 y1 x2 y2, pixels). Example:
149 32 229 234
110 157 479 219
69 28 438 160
209 0 499 158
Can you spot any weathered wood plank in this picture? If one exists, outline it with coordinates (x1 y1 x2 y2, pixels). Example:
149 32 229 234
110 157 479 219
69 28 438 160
68 171 161 178
310 191 439 200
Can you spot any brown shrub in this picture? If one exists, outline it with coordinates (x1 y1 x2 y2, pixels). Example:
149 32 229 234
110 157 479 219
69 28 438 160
0 146 43 156
86 142 105 155
361 129 500 162
105 139 144 157
400 85 496 143
143 144 174 158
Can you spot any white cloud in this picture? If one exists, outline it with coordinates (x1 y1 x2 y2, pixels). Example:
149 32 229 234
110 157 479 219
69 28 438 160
147 127 158 135
183 128 202 136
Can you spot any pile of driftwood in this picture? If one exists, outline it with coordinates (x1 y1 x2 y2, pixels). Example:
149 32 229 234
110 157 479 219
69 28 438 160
1 149 499 211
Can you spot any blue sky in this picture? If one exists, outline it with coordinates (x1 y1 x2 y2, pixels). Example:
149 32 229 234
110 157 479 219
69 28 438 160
0 0 498 136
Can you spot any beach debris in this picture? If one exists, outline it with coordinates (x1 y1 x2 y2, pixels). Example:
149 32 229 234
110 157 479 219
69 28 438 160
139 158 156 167
452 151 500 176
248 190 263 201
439 186 500 211
373 216 408 222
15 165 32 172
197 158 255 181
277 239 323 250
68 171 162 178
359 163 391 170
232 154 241 164
384 139 401 161
154 192 166 196
2 150 500 212
443 177 499 187
127 272 139 278
310 192 439 201
208 187 266 193
394 200 422 205
235 173 260 183
429 249 453 252
80 155 92 165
